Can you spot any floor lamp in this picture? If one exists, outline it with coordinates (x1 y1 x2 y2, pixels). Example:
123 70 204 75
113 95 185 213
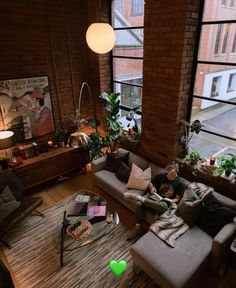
68 82 95 148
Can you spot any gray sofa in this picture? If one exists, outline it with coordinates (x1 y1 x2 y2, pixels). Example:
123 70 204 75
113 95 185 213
92 148 236 288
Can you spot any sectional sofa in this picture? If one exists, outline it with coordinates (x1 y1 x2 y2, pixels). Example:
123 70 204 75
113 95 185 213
91 148 236 288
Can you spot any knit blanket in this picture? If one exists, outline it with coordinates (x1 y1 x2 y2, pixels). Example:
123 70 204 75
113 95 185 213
188 182 214 200
150 202 189 248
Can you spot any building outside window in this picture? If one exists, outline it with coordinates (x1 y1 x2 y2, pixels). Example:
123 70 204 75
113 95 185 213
227 73 236 91
115 0 123 14
111 0 144 130
189 0 236 159
132 0 144 16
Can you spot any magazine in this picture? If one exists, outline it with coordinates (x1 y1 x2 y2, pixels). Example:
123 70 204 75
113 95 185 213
87 205 106 217
75 195 90 203
67 202 88 217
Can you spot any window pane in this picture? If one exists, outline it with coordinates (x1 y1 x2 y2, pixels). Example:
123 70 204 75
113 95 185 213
112 0 144 28
189 132 233 159
113 28 143 57
194 64 236 102
119 108 142 130
114 82 142 109
114 0 123 14
203 0 236 21
132 0 144 16
113 57 143 83
198 24 236 61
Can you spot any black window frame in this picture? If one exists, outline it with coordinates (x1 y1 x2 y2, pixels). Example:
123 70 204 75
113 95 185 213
188 0 236 144
111 0 144 118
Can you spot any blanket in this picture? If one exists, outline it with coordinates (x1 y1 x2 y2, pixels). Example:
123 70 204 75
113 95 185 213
150 203 189 247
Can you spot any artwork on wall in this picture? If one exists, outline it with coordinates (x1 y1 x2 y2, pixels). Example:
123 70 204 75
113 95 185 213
0 76 54 143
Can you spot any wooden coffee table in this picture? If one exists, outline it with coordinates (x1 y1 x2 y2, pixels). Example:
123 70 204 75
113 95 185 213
60 190 119 267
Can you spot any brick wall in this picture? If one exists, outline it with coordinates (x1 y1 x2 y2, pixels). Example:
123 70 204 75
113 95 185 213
0 0 102 138
138 0 201 167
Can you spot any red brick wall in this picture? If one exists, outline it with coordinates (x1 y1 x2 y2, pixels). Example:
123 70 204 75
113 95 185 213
0 0 103 137
139 0 201 167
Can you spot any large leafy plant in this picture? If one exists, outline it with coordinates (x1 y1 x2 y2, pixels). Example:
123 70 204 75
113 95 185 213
100 92 123 146
179 119 202 158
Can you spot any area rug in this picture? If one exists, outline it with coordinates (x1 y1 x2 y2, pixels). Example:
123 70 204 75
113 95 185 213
2 195 157 288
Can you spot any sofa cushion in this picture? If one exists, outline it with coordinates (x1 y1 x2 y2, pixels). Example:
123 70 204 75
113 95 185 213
115 162 131 183
0 186 21 220
127 164 151 191
128 152 148 170
148 163 165 180
0 171 24 201
93 170 128 201
104 150 129 173
131 228 212 288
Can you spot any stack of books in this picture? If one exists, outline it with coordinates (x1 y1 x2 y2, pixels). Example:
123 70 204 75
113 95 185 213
67 195 106 218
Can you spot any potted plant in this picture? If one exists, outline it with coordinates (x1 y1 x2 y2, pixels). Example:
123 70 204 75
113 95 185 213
55 129 68 147
179 119 203 158
184 149 205 165
99 91 123 151
216 154 236 177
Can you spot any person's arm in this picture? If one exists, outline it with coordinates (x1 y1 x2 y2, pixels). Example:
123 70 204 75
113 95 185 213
171 194 181 204
148 182 156 194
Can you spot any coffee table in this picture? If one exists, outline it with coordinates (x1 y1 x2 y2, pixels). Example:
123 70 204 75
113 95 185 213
60 190 119 267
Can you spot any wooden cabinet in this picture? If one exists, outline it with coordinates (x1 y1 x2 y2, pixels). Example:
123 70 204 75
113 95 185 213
10 147 88 191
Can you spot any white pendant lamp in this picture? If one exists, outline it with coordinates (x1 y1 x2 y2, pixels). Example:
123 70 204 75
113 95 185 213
86 0 116 54
86 23 116 54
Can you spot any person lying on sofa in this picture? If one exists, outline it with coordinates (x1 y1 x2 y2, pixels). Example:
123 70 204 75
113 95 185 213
124 163 186 240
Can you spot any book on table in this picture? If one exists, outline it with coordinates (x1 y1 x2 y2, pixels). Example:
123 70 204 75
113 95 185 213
67 202 89 216
87 205 106 217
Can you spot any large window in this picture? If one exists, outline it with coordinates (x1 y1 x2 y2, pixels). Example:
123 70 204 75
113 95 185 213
132 0 144 16
189 0 236 159
111 0 144 130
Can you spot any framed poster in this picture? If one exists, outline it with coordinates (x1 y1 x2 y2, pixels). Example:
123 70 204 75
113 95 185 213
0 76 54 143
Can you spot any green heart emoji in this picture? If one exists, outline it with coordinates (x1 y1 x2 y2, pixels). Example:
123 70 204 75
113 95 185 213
109 259 127 277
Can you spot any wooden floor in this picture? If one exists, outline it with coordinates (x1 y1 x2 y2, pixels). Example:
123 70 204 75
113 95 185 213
0 165 235 288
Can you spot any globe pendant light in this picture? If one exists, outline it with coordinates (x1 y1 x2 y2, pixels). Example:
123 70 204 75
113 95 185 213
86 0 116 54
86 23 116 54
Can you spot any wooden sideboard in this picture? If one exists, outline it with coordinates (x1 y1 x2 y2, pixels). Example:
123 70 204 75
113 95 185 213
1 147 88 191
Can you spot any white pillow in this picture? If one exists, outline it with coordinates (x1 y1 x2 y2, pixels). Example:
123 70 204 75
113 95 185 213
127 163 151 191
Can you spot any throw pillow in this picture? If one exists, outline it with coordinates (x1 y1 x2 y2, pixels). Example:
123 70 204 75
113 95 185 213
104 151 130 173
115 162 131 183
177 186 203 227
0 186 21 220
127 163 151 191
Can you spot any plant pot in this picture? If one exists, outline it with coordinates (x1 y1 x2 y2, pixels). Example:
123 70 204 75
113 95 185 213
58 141 65 147
225 170 231 177
0 159 9 169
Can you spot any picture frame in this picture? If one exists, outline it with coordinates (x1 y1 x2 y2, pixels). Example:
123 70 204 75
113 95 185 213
0 75 54 143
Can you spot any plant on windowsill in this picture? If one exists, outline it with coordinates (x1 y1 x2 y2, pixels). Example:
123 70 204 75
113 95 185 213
178 119 203 159
215 154 236 180
178 149 206 176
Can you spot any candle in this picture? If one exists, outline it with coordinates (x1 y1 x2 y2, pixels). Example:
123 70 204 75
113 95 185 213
48 141 53 147
210 156 216 165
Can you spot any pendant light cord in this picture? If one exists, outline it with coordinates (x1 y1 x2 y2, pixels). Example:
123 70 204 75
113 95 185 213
99 0 102 21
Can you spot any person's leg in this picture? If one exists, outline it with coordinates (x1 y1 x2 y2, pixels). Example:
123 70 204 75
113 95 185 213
127 201 144 240
143 197 168 215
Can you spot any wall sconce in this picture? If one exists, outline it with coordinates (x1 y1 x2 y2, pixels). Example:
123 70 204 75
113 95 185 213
68 82 94 148
86 0 116 54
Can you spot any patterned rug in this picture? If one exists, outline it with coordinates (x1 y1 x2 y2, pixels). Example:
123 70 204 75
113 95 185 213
2 195 158 288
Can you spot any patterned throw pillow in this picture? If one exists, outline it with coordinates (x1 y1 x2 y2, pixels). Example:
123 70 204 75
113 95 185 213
104 151 130 173
127 163 151 191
